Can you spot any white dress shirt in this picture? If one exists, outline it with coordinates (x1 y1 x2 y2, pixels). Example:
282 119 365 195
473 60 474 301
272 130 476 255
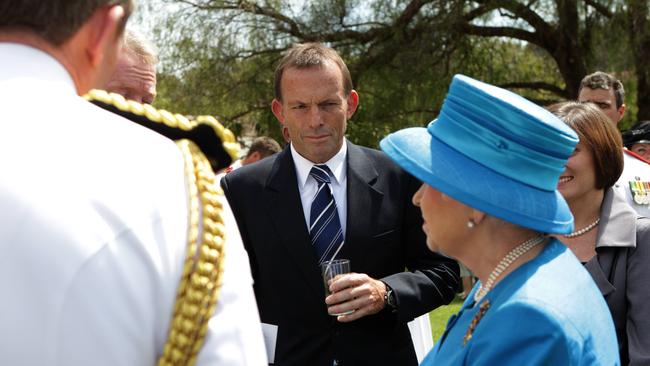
0 43 266 366
290 143 348 236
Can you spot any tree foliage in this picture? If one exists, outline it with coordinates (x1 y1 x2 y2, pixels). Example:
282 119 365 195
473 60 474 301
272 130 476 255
148 0 648 145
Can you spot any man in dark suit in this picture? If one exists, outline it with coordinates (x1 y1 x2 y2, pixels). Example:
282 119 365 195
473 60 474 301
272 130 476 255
222 43 459 366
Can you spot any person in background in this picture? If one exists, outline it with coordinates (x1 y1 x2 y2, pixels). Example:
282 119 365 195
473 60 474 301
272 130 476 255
549 101 650 365
222 42 459 366
226 136 282 172
0 1 266 364
105 29 157 104
381 74 618 365
622 120 650 162
578 71 650 216
216 136 282 184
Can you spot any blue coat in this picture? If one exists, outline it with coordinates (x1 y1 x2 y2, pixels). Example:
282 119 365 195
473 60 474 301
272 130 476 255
422 239 619 365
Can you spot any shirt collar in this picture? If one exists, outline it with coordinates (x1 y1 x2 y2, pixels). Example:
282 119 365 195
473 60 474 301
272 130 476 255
596 187 638 249
291 141 347 189
0 43 76 95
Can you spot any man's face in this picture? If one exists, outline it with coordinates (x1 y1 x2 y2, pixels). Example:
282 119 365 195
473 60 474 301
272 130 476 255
578 87 625 124
630 143 650 161
272 62 358 164
105 51 157 104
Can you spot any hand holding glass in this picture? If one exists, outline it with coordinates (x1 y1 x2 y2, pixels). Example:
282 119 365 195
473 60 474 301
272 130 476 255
320 259 355 316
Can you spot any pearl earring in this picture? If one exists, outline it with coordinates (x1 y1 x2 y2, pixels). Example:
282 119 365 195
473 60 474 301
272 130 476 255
467 219 475 228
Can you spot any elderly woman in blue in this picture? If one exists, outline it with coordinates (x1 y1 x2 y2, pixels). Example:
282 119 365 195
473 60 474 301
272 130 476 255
381 75 619 365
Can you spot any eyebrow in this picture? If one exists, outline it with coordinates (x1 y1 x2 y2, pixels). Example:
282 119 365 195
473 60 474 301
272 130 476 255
584 99 612 106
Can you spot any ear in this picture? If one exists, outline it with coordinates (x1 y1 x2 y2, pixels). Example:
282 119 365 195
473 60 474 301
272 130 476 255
272 98 285 125
85 5 126 68
470 209 487 226
346 90 359 118
618 103 626 122
242 151 261 165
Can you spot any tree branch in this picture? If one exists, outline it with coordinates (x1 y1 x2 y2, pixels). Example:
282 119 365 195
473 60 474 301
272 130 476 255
461 24 542 46
583 0 613 18
464 0 552 36
498 81 568 98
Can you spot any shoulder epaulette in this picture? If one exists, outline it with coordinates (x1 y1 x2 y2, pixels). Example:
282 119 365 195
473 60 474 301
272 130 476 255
83 89 231 366
83 89 239 172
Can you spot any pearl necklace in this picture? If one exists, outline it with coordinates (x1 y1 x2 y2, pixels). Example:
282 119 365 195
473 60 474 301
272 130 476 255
473 235 545 303
563 218 600 238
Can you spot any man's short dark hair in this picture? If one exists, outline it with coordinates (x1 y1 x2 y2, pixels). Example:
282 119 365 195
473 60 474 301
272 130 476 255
0 0 133 45
246 136 281 159
274 43 353 101
579 71 625 109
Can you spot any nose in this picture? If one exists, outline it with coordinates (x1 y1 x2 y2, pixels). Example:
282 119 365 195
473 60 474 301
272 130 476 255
307 106 324 128
412 184 425 207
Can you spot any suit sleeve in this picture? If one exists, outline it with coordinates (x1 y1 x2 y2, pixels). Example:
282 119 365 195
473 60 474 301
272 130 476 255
381 170 460 323
628 218 650 365
220 174 259 280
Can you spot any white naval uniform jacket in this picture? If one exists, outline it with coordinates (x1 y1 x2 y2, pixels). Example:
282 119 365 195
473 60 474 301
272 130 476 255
0 43 266 366
614 150 650 218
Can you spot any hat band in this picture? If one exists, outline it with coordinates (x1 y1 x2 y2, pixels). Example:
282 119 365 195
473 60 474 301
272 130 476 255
446 91 576 158
430 107 565 192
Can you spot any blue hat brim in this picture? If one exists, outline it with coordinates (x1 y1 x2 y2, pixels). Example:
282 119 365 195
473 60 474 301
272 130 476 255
381 126 574 235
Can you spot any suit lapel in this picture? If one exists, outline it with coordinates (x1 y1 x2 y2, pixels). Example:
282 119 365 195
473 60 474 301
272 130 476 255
344 141 382 261
584 252 616 297
265 147 324 298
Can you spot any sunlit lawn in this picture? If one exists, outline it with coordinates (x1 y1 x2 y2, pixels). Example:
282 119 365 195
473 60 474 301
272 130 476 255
428 296 463 342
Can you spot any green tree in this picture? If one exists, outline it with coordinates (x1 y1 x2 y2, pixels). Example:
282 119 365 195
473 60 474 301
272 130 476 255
149 0 643 144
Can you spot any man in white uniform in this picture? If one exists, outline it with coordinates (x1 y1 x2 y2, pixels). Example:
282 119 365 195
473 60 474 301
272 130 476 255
579 71 650 217
0 1 266 365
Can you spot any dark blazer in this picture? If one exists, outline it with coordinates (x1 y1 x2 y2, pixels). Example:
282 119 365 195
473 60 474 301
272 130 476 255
585 188 650 365
222 141 459 366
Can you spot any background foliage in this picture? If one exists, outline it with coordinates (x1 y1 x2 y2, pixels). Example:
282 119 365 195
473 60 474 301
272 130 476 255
135 0 650 148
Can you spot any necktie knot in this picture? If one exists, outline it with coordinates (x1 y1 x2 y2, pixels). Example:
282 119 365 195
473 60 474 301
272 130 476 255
310 164 332 185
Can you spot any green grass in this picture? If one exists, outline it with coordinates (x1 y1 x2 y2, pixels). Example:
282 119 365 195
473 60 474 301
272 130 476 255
428 296 463 342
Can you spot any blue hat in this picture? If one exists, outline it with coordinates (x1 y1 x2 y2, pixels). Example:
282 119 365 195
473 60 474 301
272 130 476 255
380 75 578 234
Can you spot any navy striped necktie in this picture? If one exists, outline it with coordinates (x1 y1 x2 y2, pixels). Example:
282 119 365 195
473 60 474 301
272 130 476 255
309 164 344 264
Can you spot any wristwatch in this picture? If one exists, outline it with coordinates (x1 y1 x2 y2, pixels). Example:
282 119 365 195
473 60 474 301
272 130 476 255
383 283 398 310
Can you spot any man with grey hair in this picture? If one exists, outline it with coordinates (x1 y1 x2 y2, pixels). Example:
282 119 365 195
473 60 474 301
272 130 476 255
0 1 266 365
105 29 157 104
579 71 650 216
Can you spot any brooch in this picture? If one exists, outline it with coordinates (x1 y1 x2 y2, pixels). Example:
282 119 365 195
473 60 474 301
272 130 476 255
463 300 491 345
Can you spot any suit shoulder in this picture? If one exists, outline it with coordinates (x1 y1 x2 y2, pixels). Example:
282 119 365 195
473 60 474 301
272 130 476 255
355 145 405 173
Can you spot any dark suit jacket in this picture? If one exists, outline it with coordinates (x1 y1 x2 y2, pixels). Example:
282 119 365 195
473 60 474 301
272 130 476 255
585 188 650 366
222 141 459 366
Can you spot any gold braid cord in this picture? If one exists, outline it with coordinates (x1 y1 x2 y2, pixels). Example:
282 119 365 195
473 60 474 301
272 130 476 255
83 89 240 161
83 90 233 365
158 139 227 366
